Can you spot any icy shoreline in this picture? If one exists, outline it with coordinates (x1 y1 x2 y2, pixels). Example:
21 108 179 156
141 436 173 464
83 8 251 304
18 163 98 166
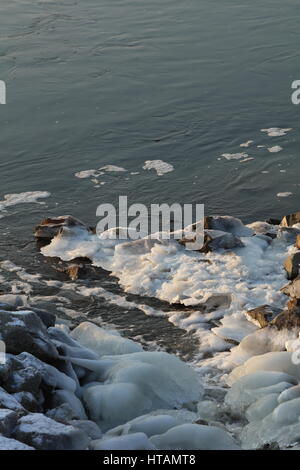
2 211 300 448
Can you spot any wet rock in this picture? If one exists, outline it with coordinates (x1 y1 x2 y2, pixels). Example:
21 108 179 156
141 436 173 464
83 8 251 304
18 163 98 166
281 277 300 298
34 215 90 240
180 231 245 253
0 310 58 362
284 252 300 280
271 299 300 330
280 212 300 227
14 413 90 450
246 305 283 328
0 435 35 450
295 235 300 250
0 409 18 437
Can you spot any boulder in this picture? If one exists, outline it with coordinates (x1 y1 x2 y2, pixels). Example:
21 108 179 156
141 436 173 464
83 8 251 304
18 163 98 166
280 212 300 227
50 389 87 420
0 435 35 450
284 252 300 280
14 413 90 450
246 305 283 328
180 231 244 253
266 218 281 226
13 392 41 413
17 307 56 328
281 277 300 298
46 403 79 423
271 299 300 330
0 310 58 362
34 215 90 239
0 386 26 414
0 409 18 437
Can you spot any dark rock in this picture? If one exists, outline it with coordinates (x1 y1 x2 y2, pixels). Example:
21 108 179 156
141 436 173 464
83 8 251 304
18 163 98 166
0 435 35 450
0 409 18 437
180 231 244 253
284 252 300 280
281 212 300 227
246 305 283 328
0 302 17 311
266 218 281 226
17 307 56 328
34 215 90 240
0 310 58 362
13 392 41 413
14 413 90 450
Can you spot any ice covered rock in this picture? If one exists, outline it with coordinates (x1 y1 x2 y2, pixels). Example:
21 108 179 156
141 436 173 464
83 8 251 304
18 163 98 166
34 215 91 240
17 306 56 328
69 420 102 440
14 413 90 450
0 294 28 308
200 230 244 253
0 386 27 414
0 435 35 450
91 432 155 450
284 252 300 280
0 409 18 437
13 392 41 413
150 423 239 450
0 310 58 362
46 403 80 423
106 414 181 438
245 305 282 328
51 389 87 420
277 227 300 244
204 216 253 237
71 322 142 357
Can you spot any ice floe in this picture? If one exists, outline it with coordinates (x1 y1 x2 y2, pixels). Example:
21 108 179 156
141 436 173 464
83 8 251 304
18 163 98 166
143 160 174 176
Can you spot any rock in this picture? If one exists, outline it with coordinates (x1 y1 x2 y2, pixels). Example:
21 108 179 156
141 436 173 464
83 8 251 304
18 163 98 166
5 357 43 398
266 218 281 226
0 310 58 362
0 409 18 437
295 235 300 250
180 230 244 253
34 215 90 240
0 294 27 308
281 277 300 298
17 307 56 328
271 299 300 330
14 413 90 450
203 216 253 237
46 403 79 423
281 212 300 227
0 435 35 450
69 420 102 440
246 305 283 328
13 392 41 413
50 389 87 420
284 252 300 280
0 302 17 311
277 227 300 244
10 352 77 394
0 386 26 414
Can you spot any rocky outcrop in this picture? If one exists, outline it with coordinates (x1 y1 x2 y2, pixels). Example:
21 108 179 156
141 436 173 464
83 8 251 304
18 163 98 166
34 215 91 240
280 212 300 227
245 305 282 328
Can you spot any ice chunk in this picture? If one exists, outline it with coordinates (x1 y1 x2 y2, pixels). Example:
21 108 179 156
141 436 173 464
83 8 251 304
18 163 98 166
71 322 142 357
91 432 155 450
150 423 239 450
